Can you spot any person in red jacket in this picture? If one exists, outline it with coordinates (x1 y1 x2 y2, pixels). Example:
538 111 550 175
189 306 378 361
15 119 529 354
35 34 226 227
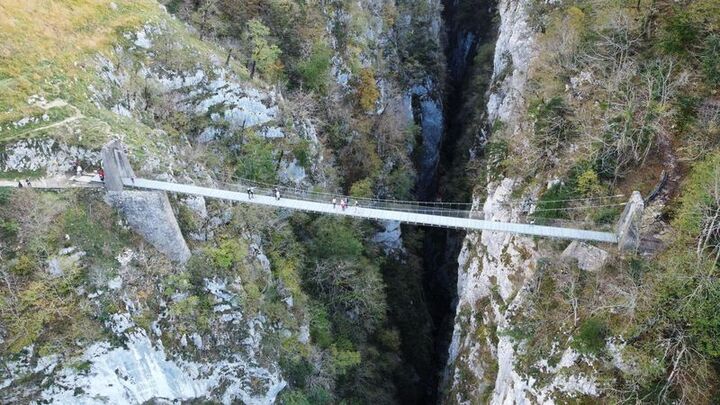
98 168 105 182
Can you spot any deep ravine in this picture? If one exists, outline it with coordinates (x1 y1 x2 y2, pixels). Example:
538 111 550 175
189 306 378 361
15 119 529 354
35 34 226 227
388 0 498 402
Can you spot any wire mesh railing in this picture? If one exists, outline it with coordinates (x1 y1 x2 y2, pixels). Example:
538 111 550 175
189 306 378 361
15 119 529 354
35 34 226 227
146 175 624 232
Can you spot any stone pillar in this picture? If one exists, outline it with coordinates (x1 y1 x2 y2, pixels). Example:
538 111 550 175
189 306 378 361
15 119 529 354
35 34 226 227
101 141 191 264
101 140 135 192
106 191 192 264
616 191 644 252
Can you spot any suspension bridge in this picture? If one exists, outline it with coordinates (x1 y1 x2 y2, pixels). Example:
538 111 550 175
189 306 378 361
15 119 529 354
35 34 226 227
99 141 643 247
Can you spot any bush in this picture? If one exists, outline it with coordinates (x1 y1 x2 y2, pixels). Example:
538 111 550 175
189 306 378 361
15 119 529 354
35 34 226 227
0 218 18 239
686 282 720 357
309 303 333 348
234 135 278 184
701 34 720 87
576 169 602 196
309 218 363 260
573 317 608 354
530 96 575 162
297 44 332 93
661 11 698 55
247 18 283 80
292 140 311 169
206 239 247 273
11 255 37 277
355 68 380 112
349 178 373 198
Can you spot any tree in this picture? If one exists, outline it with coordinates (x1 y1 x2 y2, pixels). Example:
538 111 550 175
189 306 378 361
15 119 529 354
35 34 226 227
246 18 282 80
356 68 380 112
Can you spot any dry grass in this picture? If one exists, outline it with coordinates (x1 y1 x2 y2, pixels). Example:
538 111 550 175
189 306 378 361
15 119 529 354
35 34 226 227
0 0 159 123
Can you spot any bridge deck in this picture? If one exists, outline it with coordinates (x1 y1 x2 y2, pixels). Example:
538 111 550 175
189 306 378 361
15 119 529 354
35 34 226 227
124 178 618 243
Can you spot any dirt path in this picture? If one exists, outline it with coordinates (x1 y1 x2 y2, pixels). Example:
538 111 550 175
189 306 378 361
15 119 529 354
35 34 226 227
0 174 102 189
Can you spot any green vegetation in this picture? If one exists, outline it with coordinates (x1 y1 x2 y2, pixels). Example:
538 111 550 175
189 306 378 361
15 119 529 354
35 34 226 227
573 317 607 355
296 44 332 93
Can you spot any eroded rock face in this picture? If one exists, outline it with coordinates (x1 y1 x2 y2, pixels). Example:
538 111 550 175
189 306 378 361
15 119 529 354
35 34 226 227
106 190 191 263
561 241 609 272
444 0 562 402
0 139 100 175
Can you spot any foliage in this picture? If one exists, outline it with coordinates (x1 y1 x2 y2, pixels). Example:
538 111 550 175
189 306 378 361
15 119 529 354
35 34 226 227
308 217 363 260
349 178 373 199
246 18 283 80
660 11 699 55
576 169 602 196
573 317 607 354
292 140 311 169
296 44 332 93
530 97 575 163
701 34 720 87
233 134 278 183
309 302 333 348
355 68 380 112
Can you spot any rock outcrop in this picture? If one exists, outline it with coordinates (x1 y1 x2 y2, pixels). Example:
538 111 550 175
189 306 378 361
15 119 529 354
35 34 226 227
106 190 191 264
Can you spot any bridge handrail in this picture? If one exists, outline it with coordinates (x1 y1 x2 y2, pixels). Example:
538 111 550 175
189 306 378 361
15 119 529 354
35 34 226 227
172 176 613 232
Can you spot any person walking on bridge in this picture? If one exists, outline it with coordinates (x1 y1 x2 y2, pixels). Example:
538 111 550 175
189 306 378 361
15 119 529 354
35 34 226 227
274 187 280 200
76 164 83 177
332 197 337 209
247 187 255 199
98 168 105 182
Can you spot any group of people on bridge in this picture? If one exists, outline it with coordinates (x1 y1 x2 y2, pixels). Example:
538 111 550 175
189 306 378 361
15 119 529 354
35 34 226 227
332 196 358 211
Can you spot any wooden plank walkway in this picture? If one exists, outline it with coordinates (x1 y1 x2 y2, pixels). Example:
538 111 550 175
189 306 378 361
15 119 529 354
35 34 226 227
124 178 619 243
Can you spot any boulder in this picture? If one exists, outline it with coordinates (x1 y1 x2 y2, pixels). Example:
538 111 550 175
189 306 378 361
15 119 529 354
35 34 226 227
561 241 609 272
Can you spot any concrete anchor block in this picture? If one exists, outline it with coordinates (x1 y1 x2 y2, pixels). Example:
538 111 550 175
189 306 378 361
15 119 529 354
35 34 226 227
616 191 644 252
101 141 190 264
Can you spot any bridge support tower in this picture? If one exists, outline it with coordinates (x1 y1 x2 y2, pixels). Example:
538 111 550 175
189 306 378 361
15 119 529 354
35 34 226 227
616 191 644 253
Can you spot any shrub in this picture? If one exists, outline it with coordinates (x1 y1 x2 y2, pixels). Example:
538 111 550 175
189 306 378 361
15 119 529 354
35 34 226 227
281 357 314 388
576 169 602 196
349 178 373 198
309 218 363 260
331 345 361 375
592 206 621 225
309 303 333 348
0 218 18 239
11 255 37 277
701 34 720 87
356 68 380 112
686 282 720 357
530 97 575 162
573 317 608 354
297 44 332 93
205 239 248 277
247 18 283 80
292 140 311 169
234 135 278 184
661 11 698 55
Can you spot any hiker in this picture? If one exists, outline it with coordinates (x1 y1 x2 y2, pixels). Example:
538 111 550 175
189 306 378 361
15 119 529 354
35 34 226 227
17 181 23 188
274 187 280 200
76 164 83 177
341 198 347 211
25 179 31 187
98 168 105 182
354 200 359 211
247 187 255 199
332 197 337 209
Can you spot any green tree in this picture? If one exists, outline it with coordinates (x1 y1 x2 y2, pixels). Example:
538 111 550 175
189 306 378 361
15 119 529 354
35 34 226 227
247 18 282 80
297 44 332 93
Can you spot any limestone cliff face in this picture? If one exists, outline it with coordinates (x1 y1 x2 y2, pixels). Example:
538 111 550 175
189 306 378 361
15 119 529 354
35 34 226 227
444 0 547 402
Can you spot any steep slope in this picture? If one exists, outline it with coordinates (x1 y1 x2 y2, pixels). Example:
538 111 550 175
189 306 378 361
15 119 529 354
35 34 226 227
444 0 720 403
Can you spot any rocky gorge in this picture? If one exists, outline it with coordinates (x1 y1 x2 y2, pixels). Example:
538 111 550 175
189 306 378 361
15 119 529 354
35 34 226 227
2 0 720 403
